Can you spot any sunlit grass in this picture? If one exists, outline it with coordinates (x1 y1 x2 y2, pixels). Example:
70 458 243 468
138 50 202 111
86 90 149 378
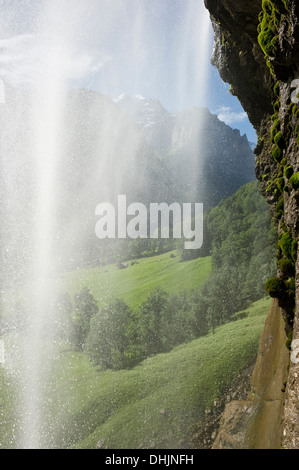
59 251 212 309
41 297 271 449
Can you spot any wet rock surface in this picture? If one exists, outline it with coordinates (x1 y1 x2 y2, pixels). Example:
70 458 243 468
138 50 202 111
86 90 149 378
204 1 299 448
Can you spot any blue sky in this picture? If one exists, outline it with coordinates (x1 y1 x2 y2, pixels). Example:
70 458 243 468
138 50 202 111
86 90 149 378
0 0 257 142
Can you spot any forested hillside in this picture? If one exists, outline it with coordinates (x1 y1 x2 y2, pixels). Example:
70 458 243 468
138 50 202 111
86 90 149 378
201 181 277 328
73 182 276 370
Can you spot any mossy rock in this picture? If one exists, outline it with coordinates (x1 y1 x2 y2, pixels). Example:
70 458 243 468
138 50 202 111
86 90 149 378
272 145 283 162
284 164 293 179
271 119 280 142
273 81 280 97
275 195 284 220
279 258 295 277
258 7 277 57
258 0 290 61
276 177 284 192
291 239 298 262
273 99 280 112
265 277 285 298
286 276 295 296
277 232 293 261
292 105 299 116
274 131 285 148
289 172 299 190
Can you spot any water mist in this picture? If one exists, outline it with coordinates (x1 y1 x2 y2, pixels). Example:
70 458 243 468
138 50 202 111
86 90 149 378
0 1 213 449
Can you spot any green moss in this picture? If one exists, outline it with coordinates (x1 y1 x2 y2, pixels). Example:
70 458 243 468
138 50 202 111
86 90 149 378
257 0 290 68
286 276 295 296
273 81 280 97
277 232 293 260
275 195 284 220
271 112 279 122
273 99 280 112
271 119 281 142
272 145 282 162
284 165 293 179
276 177 284 192
266 178 276 193
291 239 298 262
274 130 285 148
257 2 295 332
289 172 299 190
280 219 287 231
279 258 295 277
265 277 285 298
262 0 273 14
258 13 277 57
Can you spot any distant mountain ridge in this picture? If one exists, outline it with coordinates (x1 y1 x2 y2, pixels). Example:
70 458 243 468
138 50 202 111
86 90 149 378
113 93 256 207
0 85 256 276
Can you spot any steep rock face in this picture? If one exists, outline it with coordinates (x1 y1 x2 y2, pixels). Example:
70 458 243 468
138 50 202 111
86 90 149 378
213 300 289 449
204 0 299 448
114 94 255 208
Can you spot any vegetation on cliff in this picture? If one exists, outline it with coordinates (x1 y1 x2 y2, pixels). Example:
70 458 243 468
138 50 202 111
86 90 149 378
204 0 299 448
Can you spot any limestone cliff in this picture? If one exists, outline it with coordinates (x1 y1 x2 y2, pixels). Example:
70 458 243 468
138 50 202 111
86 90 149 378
204 0 299 448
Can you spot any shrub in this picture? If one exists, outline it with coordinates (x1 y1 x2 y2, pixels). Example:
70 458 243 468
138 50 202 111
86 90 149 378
72 288 99 350
86 299 132 370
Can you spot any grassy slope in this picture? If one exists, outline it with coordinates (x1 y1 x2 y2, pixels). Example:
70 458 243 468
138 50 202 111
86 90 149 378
0 252 271 449
59 251 212 309
43 297 271 449
0 251 212 448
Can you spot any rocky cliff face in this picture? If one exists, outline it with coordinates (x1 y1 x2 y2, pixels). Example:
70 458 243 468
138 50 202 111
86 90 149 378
204 0 299 448
114 93 255 208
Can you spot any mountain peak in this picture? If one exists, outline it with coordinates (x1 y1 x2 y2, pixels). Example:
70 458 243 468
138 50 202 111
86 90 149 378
113 93 169 130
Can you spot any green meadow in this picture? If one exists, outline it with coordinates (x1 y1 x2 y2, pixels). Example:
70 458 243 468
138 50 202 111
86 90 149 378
0 296 270 449
60 251 212 309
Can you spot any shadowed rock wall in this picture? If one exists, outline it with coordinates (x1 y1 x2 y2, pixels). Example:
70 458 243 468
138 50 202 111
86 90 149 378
204 0 299 448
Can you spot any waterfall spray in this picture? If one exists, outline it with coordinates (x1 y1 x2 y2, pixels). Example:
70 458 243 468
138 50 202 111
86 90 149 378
0 1 214 449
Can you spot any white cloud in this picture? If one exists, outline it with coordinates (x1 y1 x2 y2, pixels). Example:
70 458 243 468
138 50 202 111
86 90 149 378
0 33 109 89
215 106 247 126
